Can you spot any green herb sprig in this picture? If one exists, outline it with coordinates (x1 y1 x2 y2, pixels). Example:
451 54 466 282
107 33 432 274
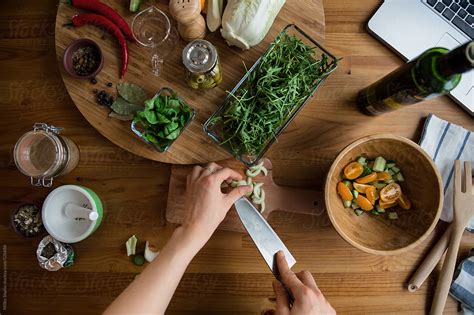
212 34 336 157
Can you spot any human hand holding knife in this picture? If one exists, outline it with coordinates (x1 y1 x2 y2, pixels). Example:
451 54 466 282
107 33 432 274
234 196 335 314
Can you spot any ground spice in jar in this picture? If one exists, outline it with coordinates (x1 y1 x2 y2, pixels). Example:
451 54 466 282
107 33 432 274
72 46 100 76
13 204 43 237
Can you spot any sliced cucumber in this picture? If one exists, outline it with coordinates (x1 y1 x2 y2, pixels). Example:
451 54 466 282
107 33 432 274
353 190 359 198
343 180 353 190
373 156 386 172
375 205 385 213
387 169 395 176
343 200 352 208
354 209 364 216
386 162 396 169
356 156 367 166
391 166 400 174
371 209 381 215
388 212 398 220
395 172 405 182
361 166 372 177
373 182 387 189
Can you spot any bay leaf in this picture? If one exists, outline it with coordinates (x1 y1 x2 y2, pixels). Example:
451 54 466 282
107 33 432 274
108 111 134 121
117 82 148 105
111 97 144 115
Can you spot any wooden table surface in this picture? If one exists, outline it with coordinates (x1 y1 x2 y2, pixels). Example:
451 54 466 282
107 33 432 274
1 0 473 314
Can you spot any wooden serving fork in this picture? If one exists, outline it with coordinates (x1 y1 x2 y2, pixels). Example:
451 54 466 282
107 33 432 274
430 161 473 315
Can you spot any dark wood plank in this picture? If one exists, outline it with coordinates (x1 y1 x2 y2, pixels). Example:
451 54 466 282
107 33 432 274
0 0 472 314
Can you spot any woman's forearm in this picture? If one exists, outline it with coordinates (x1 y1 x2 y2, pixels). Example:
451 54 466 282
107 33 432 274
104 226 205 315
104 163 250 315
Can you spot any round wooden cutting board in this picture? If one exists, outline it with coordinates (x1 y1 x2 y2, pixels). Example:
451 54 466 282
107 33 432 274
55 0 326 164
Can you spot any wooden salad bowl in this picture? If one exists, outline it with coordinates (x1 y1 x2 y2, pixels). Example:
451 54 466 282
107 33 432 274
325 134 443 255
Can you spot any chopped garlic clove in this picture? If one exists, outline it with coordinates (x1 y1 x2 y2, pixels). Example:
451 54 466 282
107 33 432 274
144 241 160 263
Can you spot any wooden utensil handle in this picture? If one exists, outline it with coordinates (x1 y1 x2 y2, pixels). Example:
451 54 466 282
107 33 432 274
407 225 451 292
268 186 325 217
429 227 464 315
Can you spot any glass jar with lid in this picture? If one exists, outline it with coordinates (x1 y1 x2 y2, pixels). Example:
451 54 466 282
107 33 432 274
13 123 80 187
182 39 222 89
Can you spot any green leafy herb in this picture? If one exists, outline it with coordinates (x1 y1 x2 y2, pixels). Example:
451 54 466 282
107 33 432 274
211 33 336 157
133 92 194 151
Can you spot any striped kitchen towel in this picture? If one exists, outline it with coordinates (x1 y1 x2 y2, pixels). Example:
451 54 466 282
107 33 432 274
419 113 473 230
450 249 474 311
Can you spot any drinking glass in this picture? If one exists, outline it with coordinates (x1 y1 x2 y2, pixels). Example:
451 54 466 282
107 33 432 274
132 6 178 76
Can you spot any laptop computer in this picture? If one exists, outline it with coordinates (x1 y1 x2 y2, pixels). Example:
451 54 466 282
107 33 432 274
367 0 474 116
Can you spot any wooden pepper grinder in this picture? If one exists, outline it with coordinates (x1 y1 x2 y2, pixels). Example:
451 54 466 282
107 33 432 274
169 0 206 42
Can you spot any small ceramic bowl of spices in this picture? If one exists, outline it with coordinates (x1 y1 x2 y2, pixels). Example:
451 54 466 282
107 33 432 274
63 39 103 79
11 204 45 239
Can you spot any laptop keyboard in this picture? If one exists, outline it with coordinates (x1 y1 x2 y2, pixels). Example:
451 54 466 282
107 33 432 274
424 0 474 39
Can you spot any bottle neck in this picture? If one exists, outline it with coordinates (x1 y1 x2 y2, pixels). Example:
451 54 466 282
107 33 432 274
436 41 474 78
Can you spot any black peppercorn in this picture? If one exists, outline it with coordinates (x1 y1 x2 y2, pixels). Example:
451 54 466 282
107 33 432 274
72 46 100 77
96 90 114 107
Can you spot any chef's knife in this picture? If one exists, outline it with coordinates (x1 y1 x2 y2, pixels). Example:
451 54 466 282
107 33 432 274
234 196 296 276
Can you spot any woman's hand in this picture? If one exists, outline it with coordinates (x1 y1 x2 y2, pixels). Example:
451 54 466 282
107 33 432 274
182 162 252 245
273 251 335 315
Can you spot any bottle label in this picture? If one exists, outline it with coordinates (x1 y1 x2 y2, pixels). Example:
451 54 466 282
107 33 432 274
357 49 456 115
383 97 402 110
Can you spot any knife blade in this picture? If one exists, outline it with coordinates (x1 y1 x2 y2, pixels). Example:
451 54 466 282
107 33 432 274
234 196 296 276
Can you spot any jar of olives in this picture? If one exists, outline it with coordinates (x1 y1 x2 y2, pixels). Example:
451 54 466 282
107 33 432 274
182 39 222 89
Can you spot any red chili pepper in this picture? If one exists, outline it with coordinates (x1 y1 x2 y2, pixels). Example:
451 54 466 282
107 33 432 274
68 0 135 42
71 13 128 79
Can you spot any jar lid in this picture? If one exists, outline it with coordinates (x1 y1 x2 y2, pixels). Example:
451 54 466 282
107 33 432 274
182 39 217 74
14 130 63 178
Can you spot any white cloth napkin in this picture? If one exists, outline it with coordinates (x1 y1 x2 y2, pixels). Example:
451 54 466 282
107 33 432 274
419 114 473 230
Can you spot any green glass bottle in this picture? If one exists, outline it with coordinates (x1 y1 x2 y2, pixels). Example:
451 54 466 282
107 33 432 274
357 41 474 115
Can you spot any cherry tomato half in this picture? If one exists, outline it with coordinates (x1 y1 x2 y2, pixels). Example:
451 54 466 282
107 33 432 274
356 172 378 184
356 194 374 211
398 193 412 210
380 183 402 203
378 199 397 209
343 162 364 180
365 186 377 205
377 171 392 181
353 182 372 194
337 181 353 201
